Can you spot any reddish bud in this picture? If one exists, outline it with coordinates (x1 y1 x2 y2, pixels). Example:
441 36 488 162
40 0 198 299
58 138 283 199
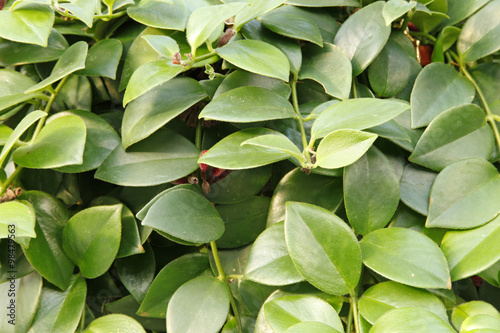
471 275 484 287
419 45 433 67
408 22 418 32
199 151 209 173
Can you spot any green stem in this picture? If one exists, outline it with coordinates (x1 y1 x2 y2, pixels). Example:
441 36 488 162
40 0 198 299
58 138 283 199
79 306 86 332
409 31 437 43
0 166 23 197
291 74 313 167
227 274 243 280
346 298 354 333
195 119 203 150
352 79 358 99
461 66 500 149
350 290 361 333
210 241 243 333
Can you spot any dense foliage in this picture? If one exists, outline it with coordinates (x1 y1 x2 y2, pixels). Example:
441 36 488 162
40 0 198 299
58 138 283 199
1 0 500 332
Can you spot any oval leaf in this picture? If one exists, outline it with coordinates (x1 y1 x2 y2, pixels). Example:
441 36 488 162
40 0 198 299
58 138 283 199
63 205 122 279
285 322 341 333
76 39 123 79
285 202 362 295
242 133 304 163
360 227 451 289
0 201 36 240
261 12 322 46
400 164 437 216
426 159 500 229
461 314 500 333
370 307 456 333
167 276 230 333
216 39 290 81
127 0 187 31
85 314 146 333
451 301 500 330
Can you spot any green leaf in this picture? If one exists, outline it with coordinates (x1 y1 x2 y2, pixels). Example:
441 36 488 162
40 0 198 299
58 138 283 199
59 0 98 27
85 314 146 333
0 69 41 112
382 0 417 26
442 214 500 282
344 147 400 235
123 60 182 106
138 253 211 318
25 41 88 93
20 191 73 290
458 0 500 62
234 0 286 30
13 115 86 169
368 39 411 97
451 301 500 330
200 86 295 122
410 63 475 128
122 77 207 148
426 159 500 229
63 205 122 279
0 272 42 333
28 274 87 332
75 39 123 79
95 129 200 186
411 1 448 34
400 164 437 216
214 69 290 99
0 29 68 66
446 0 490 26
370 307 456 333
0 201 36 241
260 12 322 46
167 276 230 333
142 188 225 243
216 39 290 81
0 2 54 46
242 133 305 163
311 98 410 139
285 322 341 333
286 0 360 6
359 281 448 325
360 227 451 289
410 104 494 171
127 0 188 30
216 196 270 248
264 295 343 333
105 295 166 332
55 75 92 111
267 168 343 226
0 111 45 166
186 2 246 50
0 125 12 145
299 43 352 100
141 35 179 59
198 128 291 169
244 221 304 286
285 202 362 295
316 129 378 169
461 314 500 332
333 1 391 76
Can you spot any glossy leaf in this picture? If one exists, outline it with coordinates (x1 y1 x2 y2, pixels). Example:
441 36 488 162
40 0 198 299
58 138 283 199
299 43 352 100
410 63 475 128
20 191 73 290
286 0 360 6
461 314 500 332
242 133 304 163
85 314 146 333
244 222 304 286
28 274 87 332
142 188 224 243
400 164 437 216
95 129 200 186
167 276 230 333
234 0 286 29
333 1 391 76
13 115 86 169
442 214 500 281
0 201 36 240
187 2 246 50
426 159 500 229
360 227 451 289
370 307 456 333
127 0 188 30
200 86 295 122
0 2 54 46
0 69 40 112
25 41 88 93
264 295 343 333
63 205 122 279
123 60 182 106
76 39 123 79
344 147 400 235
141 35 179 59
446 0 490 26
285 322 340 333
458 1 500 62
316 129 377 169
216 39 290 81
261 12 322 46
311 98 410 139
138 253 211 318
58 0 98 27
285 202 362 295
410 105 494 171
382 0 417 26
51 110 120 173
451 301 500 330
358 281 448 325
122 77 207 148
198 128 291 169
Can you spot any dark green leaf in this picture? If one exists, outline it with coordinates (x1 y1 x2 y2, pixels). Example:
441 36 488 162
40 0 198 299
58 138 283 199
382 0 417 26
370 307 455 333
446 0 490 26
105 295 166 332
400 164 437 216
0 69 41 112
76 39 123 79
261 12 322 46
127 0 188 30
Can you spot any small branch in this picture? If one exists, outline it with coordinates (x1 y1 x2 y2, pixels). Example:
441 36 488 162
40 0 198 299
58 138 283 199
350 290 361 333
409 31 437 43
291 74 313 167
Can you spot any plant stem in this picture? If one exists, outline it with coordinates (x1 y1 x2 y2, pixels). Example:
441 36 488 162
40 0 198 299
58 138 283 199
210 241 243 333
409 31 437 43
291 74 312 167
346 298 354 333
350 290 361 333
460 66 500 149
352 79 358 99
195 119 203 150
0 166 23 196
